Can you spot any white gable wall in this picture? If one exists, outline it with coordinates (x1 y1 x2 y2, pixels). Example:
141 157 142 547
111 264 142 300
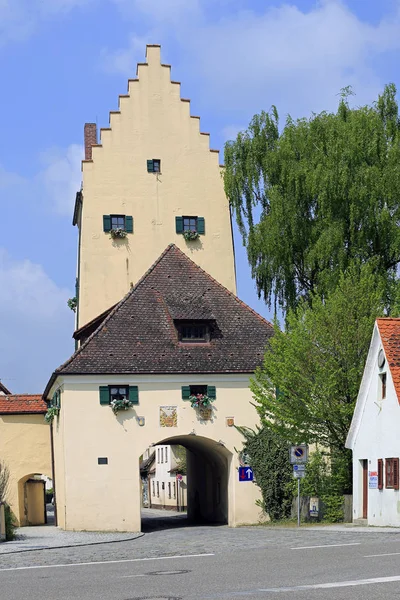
347 324 400 526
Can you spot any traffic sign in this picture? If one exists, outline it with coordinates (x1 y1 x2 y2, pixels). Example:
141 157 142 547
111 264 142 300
293 467 305 479
239 467 254 482
290 444 308 464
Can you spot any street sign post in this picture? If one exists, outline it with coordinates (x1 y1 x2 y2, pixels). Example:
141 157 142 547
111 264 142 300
289 445 308 464
290 445 308 527
238 467 254 482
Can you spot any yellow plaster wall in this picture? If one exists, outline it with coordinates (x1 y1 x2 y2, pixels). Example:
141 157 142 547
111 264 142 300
51 375 262 532
78 45 236 327
0 415 51 525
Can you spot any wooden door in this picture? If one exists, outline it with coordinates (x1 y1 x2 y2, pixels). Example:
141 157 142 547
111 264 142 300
362 460 368 519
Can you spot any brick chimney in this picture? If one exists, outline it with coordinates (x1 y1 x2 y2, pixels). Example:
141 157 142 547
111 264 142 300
84 123 97 160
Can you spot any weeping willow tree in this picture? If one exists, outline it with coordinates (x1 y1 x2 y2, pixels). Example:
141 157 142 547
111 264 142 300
224 84 400 312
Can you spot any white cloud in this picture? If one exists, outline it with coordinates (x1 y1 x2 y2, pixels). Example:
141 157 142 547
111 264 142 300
0 250 74 394
0 144 82 216
0 0 96 45
38 144 83 216
102 0 400 122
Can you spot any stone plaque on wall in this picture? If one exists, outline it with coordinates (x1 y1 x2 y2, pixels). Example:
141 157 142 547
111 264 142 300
159 406 178 427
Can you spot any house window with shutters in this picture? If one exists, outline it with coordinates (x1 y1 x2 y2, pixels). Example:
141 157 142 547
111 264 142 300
168 482 171 499
173 481 176 499
152 480 155 496
99 385 139 405
156 482 159 497
161 448 164 463
385 458 399 489
175 216 205 235
103 215 134 234
165 447 168 463
181 385 217 400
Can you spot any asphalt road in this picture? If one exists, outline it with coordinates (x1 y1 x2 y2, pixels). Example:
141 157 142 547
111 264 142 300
2 519 400 599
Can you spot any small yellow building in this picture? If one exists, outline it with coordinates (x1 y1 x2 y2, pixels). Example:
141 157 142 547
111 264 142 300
0 394 51 526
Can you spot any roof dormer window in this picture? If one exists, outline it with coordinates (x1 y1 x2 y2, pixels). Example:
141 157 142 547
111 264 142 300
175 320 210 343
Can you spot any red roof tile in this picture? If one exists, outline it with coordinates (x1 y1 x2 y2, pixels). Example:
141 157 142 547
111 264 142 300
0 395 47 414
376 318 400 403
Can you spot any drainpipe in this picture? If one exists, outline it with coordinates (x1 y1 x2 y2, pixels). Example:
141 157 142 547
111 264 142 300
50 421 57 526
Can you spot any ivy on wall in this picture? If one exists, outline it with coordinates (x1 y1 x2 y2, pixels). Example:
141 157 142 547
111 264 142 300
238 425 293 521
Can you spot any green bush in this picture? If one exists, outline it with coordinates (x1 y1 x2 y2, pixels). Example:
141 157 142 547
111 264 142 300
4 504 17 541
239 425 293 521
321 495 344 523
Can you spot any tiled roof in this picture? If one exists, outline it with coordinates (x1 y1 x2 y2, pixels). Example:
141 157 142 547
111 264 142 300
52 245 273 380
376 318 400 403
0 395 47 414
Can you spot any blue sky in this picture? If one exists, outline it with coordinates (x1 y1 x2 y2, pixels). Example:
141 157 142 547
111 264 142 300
1 0 400 393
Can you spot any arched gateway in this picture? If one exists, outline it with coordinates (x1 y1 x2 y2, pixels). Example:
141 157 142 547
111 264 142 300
43 46 273 532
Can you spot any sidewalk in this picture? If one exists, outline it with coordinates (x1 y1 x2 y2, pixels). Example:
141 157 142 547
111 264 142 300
0 525 142 554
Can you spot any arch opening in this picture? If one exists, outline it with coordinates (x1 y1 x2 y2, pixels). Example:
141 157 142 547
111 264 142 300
140 435 231 531
17 473 53 527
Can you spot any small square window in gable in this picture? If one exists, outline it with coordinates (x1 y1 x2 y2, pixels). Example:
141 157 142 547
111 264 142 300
147 159 161 173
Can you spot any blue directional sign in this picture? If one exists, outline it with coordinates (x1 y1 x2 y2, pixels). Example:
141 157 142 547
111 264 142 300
239 467 254 482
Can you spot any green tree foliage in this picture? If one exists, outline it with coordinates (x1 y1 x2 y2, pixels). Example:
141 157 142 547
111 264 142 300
251 264 386 465
224 84 400 312
239 425 293 521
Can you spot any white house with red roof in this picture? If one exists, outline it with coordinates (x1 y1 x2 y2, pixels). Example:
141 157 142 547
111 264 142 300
346 318 400 526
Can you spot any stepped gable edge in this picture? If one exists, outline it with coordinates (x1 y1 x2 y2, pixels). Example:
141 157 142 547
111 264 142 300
81 44 220 172
44 245 273 395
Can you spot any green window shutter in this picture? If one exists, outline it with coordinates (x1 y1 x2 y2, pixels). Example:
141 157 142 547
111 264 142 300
51 392 57 408
181 386 191 400
103 215 111 232
147 159 154 172
125 216 134 233
129 385 139 405
99 386 109 405
197 217 205 235
207 385 216 399
176 216 183 234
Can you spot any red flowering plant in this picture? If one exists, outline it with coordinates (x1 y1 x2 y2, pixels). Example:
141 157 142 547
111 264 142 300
189 394 214 409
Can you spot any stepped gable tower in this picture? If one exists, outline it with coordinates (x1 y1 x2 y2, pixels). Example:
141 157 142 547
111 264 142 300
73 44 236 329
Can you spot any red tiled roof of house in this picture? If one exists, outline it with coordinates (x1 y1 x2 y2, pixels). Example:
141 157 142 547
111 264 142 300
376 318 400 402
0 395 47 414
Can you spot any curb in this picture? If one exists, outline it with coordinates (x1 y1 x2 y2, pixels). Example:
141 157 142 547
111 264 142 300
0 532 145 555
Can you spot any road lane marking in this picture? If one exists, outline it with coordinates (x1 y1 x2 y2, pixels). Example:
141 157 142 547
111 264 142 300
258 574 400 592
291 542 360 550
0 553 214 573
364 552 400 558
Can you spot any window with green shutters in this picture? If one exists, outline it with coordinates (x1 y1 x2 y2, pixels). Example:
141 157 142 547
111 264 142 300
99 385 139 405
181 385 216 399
103 215 134 233
175 216 205 235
